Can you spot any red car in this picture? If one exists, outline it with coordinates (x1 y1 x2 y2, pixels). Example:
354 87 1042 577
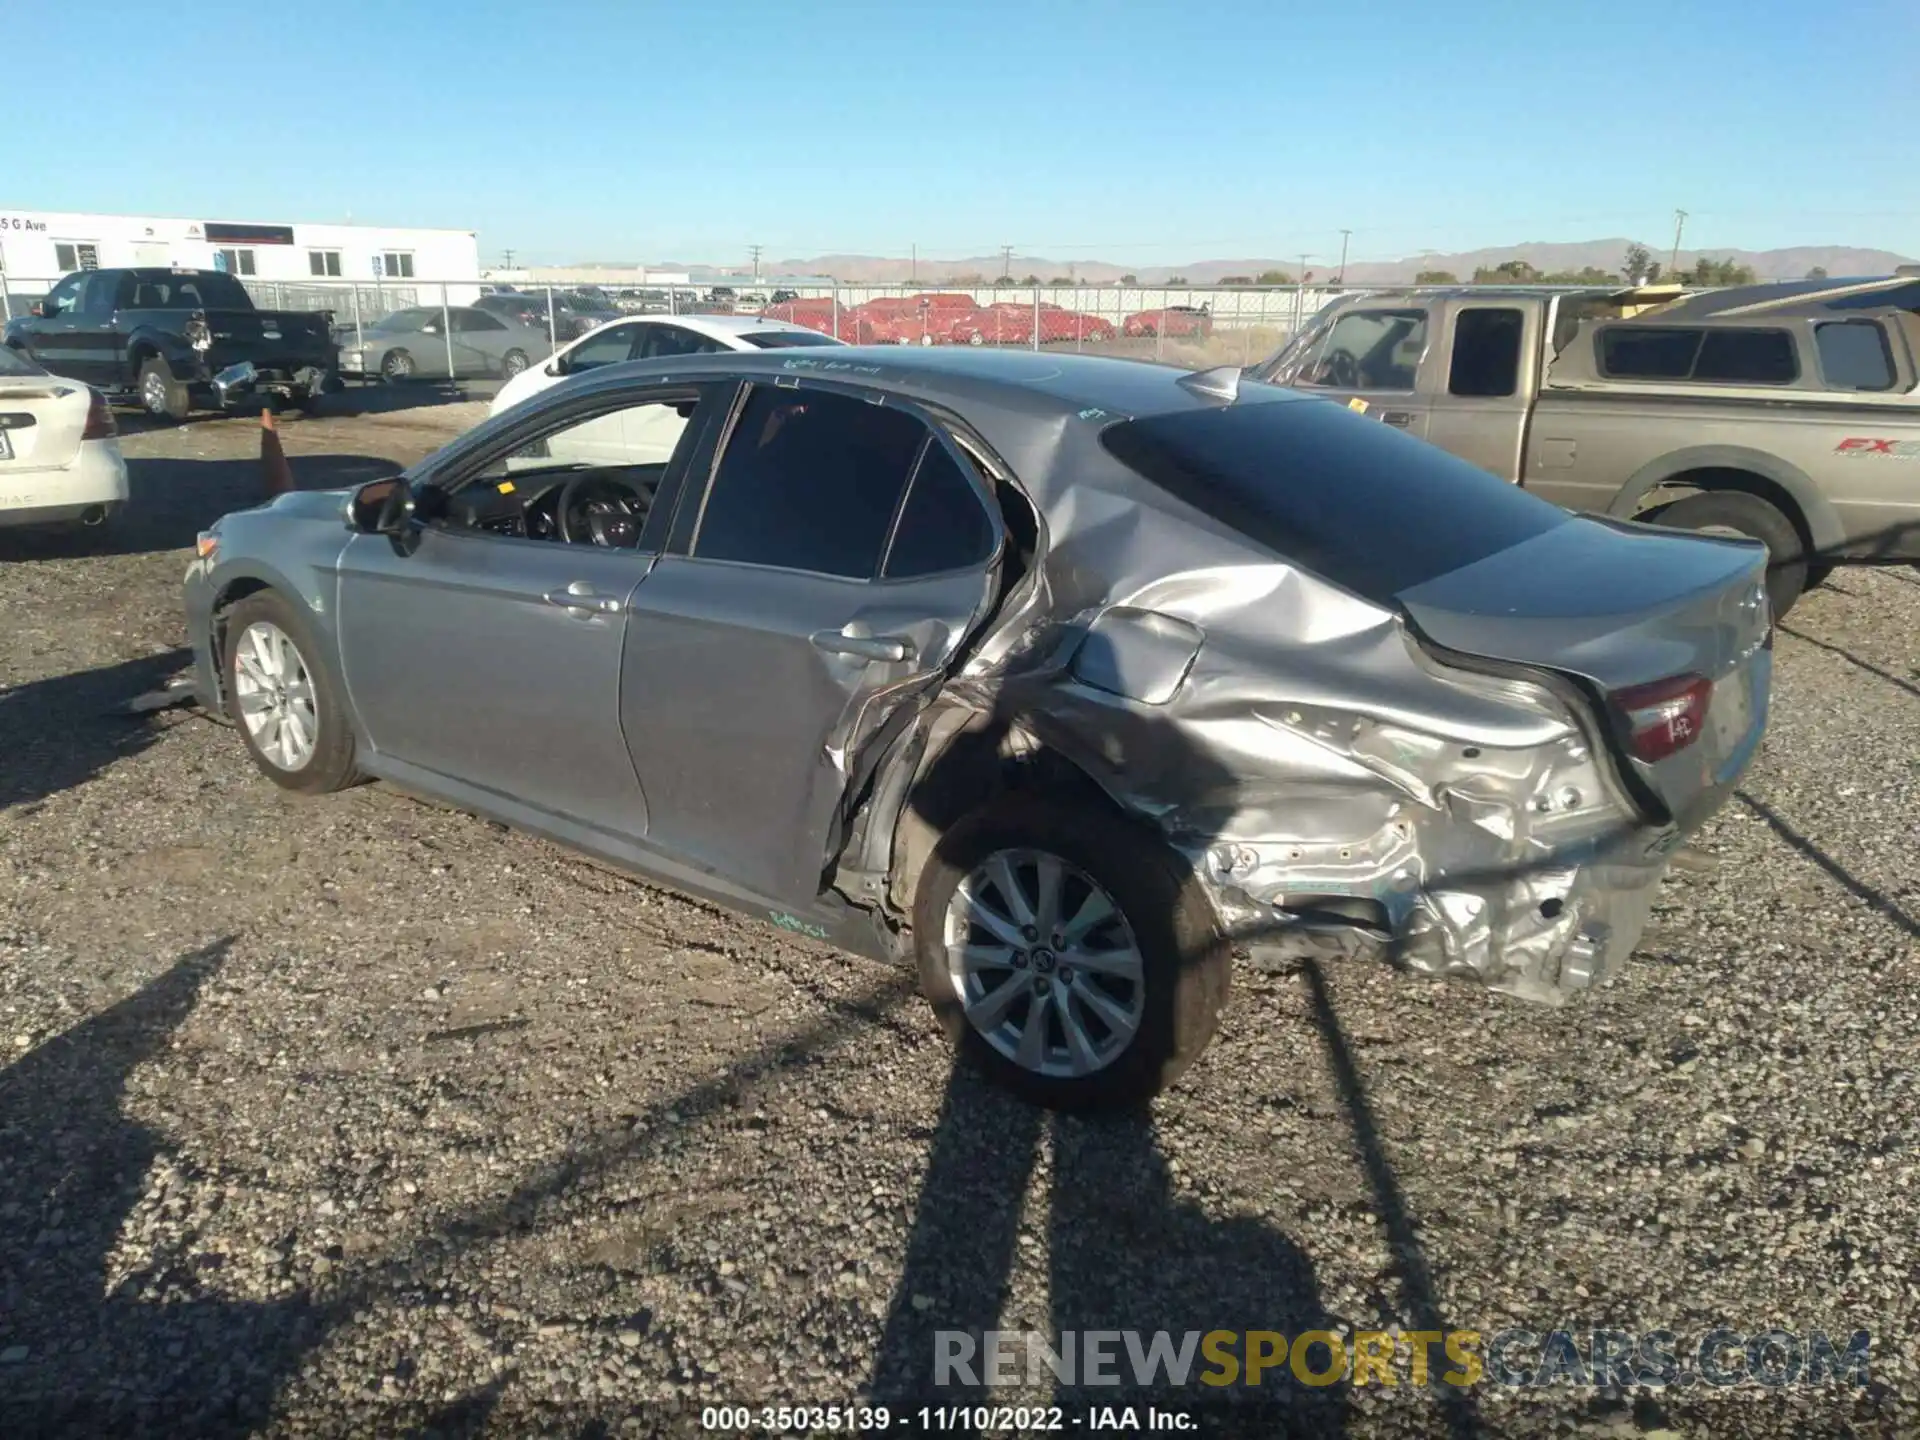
954 302 1120 346
855 293 986 345
1037 304 1118 343
762 298 881 344
1122 304 1213 339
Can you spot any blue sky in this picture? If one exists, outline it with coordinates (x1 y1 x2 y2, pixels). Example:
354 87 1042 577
9 0 1916 267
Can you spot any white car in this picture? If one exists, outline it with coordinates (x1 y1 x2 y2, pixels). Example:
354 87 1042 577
0 345 128 532
491 315 845 469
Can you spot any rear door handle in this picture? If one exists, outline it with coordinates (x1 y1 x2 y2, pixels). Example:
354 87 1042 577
543 581 624 615
1382 410 1414 428
810 629 914 663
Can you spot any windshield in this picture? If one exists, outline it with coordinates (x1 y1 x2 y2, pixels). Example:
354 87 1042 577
0 346 46 378
741 331 845 349
1100 390 1567 603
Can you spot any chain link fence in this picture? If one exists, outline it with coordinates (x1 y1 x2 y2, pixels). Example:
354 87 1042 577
1 267 1377 373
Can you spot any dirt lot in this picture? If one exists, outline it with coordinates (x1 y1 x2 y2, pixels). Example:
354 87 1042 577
1 388 1916 1438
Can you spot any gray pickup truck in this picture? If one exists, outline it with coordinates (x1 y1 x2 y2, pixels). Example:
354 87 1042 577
1248 275 1920 615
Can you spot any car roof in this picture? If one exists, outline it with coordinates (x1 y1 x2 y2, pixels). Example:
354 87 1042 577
609 313 835 342
570 344 1275 421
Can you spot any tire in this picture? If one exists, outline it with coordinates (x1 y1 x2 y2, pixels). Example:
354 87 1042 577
379 349 414 382
137 356 191 421
222 591 359 795
912 794 1230 1110
500 349 529 379
297 386 327 416
1656 491 1808 618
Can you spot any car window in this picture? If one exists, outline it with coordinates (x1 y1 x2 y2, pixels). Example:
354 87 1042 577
1448 308 1523 397
566 325 643 372
471 394 708 489
465 311 507 332
0 346 44 377
1598 326 1797 384
1302 309 1428 390
693 386 929 579
883 442 998 579
1814 320 1896 392
641 326 717 360
40 274 84 315
740 330 844 349
1100 391 1567 604
122 272 254 310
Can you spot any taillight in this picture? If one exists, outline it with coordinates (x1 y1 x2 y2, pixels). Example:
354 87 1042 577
82 388 116 440
1610 673 1713 764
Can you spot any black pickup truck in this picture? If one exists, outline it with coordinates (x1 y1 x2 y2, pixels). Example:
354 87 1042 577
2 267 339 420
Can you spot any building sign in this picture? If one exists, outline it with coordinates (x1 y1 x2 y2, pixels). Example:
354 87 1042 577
0 217 49 232
203 221 295 246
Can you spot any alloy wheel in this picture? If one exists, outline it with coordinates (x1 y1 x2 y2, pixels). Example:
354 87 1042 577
232 620 320 771
942 848 1145 1078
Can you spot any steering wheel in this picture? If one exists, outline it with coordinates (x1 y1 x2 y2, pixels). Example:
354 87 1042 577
555 473 645 548
1316 350 1361 388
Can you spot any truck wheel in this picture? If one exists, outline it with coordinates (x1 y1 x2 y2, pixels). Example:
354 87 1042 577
1656 491 1808 618
137 357 191 422
379 349 414 382
912 794 1230 1110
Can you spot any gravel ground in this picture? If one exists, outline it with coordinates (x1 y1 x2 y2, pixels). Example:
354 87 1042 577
0 391 1915 1438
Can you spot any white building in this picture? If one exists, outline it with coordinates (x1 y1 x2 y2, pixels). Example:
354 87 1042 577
0 207 480 288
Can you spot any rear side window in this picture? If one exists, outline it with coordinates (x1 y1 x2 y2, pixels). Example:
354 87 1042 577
1814 320 1896 391
1598 326 1798 383
1302 309 1428 390
1099 394 1567 602
1448 308 1523 397
884 444 997 578
740 331 844 349
695 387 928 579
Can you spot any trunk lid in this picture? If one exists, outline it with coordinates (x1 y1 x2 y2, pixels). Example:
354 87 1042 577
1397 516 1772 829
0 378 88 472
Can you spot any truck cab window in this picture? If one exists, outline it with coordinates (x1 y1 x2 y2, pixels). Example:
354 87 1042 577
1814 321 1896 392
1304 309 1428 391
1448 309 1523 397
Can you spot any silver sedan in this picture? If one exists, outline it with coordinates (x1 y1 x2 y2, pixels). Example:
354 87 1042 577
179 349 1772 1109
336 306 553 383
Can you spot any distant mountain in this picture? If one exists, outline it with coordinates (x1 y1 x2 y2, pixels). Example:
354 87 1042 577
550 240 1915 286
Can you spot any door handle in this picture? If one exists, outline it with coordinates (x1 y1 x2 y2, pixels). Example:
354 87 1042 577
810 629 914 663
543 581 623 615
1381 411 1414 428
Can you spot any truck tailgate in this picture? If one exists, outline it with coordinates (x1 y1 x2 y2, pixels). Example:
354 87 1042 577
201 309 335 367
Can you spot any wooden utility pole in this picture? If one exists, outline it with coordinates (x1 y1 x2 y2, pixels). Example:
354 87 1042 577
1668 210 1688 274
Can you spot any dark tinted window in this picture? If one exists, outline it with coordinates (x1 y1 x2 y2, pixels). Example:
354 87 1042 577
741 330 845 349
1448 308 1523 397
641 326 713 360
1815 320 1896 391
695 387 928 578
1598 325 1797 383
1598 327 1700 378
124 272 253 310
1099 393 1566 602
454 310 506 332
1693 329 1797 383
885 444 997 578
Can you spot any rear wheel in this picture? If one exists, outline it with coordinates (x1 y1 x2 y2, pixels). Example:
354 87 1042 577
222 591 359 794
137 357 191 421
912 795 1229 1110
1657 491 1808 618
500 348 529 379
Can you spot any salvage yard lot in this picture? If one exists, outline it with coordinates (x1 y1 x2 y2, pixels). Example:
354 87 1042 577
1 394 1917 1436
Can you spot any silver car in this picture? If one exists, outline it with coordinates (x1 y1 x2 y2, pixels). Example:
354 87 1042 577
180 349 1773 1108
336 306 553 383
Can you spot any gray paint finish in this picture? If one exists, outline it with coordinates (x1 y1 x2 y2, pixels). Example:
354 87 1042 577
183 347 1773 1007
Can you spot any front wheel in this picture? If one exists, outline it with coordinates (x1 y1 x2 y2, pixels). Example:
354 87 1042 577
379 349 415 382
222 591 359 794
912 795 1230 1110
1656 491 1809 618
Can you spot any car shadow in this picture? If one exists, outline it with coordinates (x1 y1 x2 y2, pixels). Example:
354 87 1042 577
0 453 401 562
0 938 321 1437
1735 790 1920 939
1777 623 1920 702
0 648 192 812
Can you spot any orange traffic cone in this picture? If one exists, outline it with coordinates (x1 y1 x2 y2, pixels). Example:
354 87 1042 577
261 407 295 498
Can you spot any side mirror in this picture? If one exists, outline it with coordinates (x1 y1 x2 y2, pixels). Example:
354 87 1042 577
546 358 565 377
29 302 47 318
349 476 413 534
